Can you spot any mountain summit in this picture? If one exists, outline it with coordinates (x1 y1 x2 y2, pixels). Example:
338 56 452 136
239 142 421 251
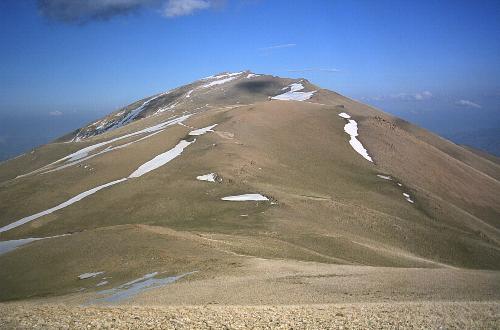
0 71 499 304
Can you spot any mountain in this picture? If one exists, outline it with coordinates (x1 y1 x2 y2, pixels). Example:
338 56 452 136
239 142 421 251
0 71 499 312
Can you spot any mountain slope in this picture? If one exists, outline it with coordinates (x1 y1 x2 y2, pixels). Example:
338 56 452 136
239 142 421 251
0 71 498 303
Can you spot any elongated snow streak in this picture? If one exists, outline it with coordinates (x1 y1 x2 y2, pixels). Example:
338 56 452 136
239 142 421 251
271 82 316 101
42 131 164 175
377 174 392 180
201 76 239 88
338 112 351 119
0 179 127 234
0 233 68 256
65 115 192 163
0 238 42 256
201 72 244 81
246 73 260 79
189 124 217 136
91 271 196 304
403 193 414 203
128 140 195 178
78 272 105 280
196 173 216 182
338 113 373 162
16 115 192 179
221 194 269 201
129 124 217 177
74 92 170 141
2 124 217 233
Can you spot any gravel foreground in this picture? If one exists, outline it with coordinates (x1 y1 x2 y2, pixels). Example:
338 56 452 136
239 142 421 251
1 302 499 329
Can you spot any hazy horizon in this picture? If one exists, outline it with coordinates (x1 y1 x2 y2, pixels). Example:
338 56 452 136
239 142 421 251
1 0 499 159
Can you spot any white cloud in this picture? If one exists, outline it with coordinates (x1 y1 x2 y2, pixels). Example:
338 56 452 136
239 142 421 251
163 0 211 17
456 99 481 109
49 111 63 116
259 43 296 51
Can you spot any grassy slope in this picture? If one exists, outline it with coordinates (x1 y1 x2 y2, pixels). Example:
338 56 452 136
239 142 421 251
0 76 499 302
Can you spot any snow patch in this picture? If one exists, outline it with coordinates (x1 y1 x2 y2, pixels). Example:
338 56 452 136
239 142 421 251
196 173 217 182
0 179 127 233
246 73 260 79
338 113 373 162
221 194 269 201
78 272 105 280
201 76 239 88
16 115 192 179
91 271 196 304
338 112 351 119
189 124 217 136
74 91 170 141
377 174 392 180
403 193 414 203
0 234 68 256
202 72 244 80
271 82 316 101
129 124 217 178
5 122 218 233
0 238 42 256
129 140 195 178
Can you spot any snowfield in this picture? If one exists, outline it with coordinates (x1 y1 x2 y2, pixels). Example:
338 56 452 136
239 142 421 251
271 82 316 101
338 113 373 162
221 194 269 201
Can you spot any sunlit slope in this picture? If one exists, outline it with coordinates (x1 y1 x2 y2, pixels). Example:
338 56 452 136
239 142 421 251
0 72 499 301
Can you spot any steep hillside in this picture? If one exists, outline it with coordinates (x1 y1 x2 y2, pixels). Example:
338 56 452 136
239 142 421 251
0 71 498 304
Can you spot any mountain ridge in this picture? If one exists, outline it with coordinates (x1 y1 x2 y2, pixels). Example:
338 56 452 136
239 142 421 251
0 71 498 303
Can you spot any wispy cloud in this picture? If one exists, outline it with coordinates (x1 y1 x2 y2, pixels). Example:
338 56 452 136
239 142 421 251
456 99 481 109
287 68 339 73
163 0 211 17
49 111 63 116
259 43 296 51
37 0 216 24
37 0 155 24
392 91 433 101
365 91 433 102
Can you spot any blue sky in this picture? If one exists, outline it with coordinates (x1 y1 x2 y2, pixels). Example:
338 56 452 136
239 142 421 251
0 0 499 158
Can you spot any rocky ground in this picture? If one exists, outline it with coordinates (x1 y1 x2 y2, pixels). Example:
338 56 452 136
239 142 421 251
1 302 498 329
